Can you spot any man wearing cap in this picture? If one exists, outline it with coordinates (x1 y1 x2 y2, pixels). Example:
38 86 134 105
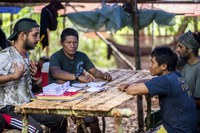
176 30 200 129
0 18 67 132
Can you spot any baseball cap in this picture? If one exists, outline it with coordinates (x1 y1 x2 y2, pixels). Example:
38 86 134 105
8 18 39 40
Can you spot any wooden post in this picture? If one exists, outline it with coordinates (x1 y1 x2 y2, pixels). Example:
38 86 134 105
102 117 106 133
63 3 67 29
10 14 13 36
76 118 89 133
193 17 198 32
132 0 144 131
146 95 151 130
114 113 122 133
22 114 28 133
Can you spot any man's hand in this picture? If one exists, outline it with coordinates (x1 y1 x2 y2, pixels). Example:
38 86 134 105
12 62 26 80
56 79 66 84
29 60 37 76
118 83 129 92
103 72 112 81
78 75 94 83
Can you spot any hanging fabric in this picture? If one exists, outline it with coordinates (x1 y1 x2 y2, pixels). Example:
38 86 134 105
40 1 64 48
63 4 128 32
62 4 175 32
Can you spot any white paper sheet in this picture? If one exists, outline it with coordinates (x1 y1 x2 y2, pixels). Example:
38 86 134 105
42 81 70 95
87 81 107 87
72 83 88 88
86 87 106 92
67 86 83 92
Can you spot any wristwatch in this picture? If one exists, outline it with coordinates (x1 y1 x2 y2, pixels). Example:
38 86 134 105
75 73 80 81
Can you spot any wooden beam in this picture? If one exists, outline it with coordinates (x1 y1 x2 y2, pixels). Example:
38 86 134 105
15 106 134 118
154 1 200 3
0 0 160 4
1 0 200 4
1 0 200 7
0 3 41 7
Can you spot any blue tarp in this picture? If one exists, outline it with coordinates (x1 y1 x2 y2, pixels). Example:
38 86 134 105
0 7 22 14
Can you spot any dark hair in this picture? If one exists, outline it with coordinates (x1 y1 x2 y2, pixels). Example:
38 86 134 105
151 46 178 71
61 28 79 43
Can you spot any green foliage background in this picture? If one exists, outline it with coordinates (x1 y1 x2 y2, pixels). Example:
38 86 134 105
1 7 200 70
1 7 116 70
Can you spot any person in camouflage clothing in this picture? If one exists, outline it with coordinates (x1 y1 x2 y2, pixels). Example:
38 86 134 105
0 18 67 133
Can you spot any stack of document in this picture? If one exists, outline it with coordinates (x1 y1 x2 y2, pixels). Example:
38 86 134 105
36 91 83 101
72 83 88 88
67 86 83 92
37 81 84 101
86 87 106 92
71 81 107 93
43 82 70 95
87 81 107 87
87 81 107 92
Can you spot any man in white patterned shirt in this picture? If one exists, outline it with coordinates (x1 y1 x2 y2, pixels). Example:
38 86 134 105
0 18 67 132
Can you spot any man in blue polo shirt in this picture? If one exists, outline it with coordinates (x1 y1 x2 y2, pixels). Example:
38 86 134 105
119 46 197 132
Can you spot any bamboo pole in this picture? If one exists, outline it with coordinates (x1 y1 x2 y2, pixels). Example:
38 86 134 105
15 107 133 118
16 107 133 133
193 17 198 32
0 0 160 3
132 1 141 70
10 14 13 36
146 95 151 130
63 3 67 29
131 0 144 131
102 117 106 133
76 118 89 133
22 114 28 133
114 113 122 133
2 0 200 3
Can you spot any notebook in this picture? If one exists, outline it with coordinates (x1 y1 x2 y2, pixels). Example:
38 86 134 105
35 91 83 101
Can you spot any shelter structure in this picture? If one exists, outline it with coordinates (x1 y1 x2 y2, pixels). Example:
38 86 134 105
1 0 200 132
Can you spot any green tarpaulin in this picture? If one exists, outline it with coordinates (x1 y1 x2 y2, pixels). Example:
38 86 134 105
62 4 175 32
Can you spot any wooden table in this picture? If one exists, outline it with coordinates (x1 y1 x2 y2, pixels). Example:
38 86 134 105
15 69 152 133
